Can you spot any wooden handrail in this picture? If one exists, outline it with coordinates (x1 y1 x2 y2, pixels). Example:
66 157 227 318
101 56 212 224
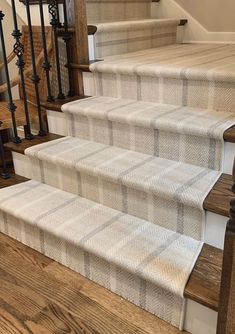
217 158 235 334
0 51 16 70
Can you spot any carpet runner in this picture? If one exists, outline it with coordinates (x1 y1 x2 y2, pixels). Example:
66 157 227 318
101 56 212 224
90 43 235 112
0 0 235 331
0 180 202 329
62 96 234 170
86 0 152 24
93 19 179 57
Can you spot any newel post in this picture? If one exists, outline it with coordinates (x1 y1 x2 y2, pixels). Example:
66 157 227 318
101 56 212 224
65 0 89 96
217 159 235 334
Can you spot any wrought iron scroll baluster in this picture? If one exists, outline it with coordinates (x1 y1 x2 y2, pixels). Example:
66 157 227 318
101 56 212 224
49 0 65 100
0 11 21 144
39 0 54 102
11 0 34 140
62 0 73 96
25 0 46 136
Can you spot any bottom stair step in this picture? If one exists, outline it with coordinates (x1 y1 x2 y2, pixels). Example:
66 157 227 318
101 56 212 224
0 232 190 334
0 180 204 330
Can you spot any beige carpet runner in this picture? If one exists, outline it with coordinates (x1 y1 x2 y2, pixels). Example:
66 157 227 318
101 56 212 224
0 0 235 331
0 180 202 329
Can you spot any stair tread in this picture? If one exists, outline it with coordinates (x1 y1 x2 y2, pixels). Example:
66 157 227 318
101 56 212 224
90 43 235 83
204 173 233 217
62 96 235 140
0 180 221 313
185 243 222 311
0 232 190 334
24 136 221 212
4 133 63 155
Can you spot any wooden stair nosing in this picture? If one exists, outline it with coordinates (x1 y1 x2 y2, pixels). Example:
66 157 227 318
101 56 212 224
184 243 222 312
4 133 64 155
224 125 235 143
40 95 88 112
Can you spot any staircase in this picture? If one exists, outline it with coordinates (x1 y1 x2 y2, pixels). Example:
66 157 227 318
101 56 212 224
0 0 235 333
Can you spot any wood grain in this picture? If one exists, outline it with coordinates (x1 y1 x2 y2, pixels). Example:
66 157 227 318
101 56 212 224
185 244 222 311
41 95 88 112
217 159 235 334
4 133 63 155
0 233 188 334
224 125 235 143
204 173 233 217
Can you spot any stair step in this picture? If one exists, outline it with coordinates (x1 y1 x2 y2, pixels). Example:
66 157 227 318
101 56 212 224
0 180 211 329
93 19 179 57
86 0 152 24
4 133 63 155
22 136 220 242
90 43 235 112
62 96 235 171
184 243 222 311
5 135 233 220
204 173 232 217
0 231 191 334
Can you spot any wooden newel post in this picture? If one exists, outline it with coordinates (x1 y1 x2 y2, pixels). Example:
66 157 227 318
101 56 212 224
217 158 235 334
66 0 89 96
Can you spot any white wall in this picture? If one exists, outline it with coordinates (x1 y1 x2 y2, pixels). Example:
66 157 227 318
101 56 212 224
5 0 50 26
175 0 235 32
154 0 235 43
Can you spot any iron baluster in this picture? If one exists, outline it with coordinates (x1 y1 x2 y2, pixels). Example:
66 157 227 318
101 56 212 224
0 11 21 144
49 0 65 100
39 0 54 102
62 0 73 96
11 0 34 140
25 0 47 136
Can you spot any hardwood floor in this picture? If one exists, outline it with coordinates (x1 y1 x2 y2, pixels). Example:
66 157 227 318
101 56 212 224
0 233 188 334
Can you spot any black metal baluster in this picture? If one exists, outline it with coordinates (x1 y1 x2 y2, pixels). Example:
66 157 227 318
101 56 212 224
0 11 21 144
11 0 34 140
49 0 65 100
25 0 46 136
62 0 73 96
39 0 54 102
0 125 10 179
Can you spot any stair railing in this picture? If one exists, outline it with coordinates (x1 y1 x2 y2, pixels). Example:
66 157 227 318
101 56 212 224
217 159 235 334
0 0 89 178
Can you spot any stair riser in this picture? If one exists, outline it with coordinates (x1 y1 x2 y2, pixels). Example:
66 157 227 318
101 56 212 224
93 72 235 113
86 0 151 24
94 24 177 58
66 113 226 171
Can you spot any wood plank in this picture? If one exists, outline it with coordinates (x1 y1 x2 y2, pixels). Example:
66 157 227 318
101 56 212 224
0 233 53 270
71 60 102 72
204 173 233 217
0 234 188 334
0 167 29 188
224 125 235 143
41 95 89 112
26 304 102 334
185 244 222 311
4 133 63 155
217 161 235 334
45 262 186 334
